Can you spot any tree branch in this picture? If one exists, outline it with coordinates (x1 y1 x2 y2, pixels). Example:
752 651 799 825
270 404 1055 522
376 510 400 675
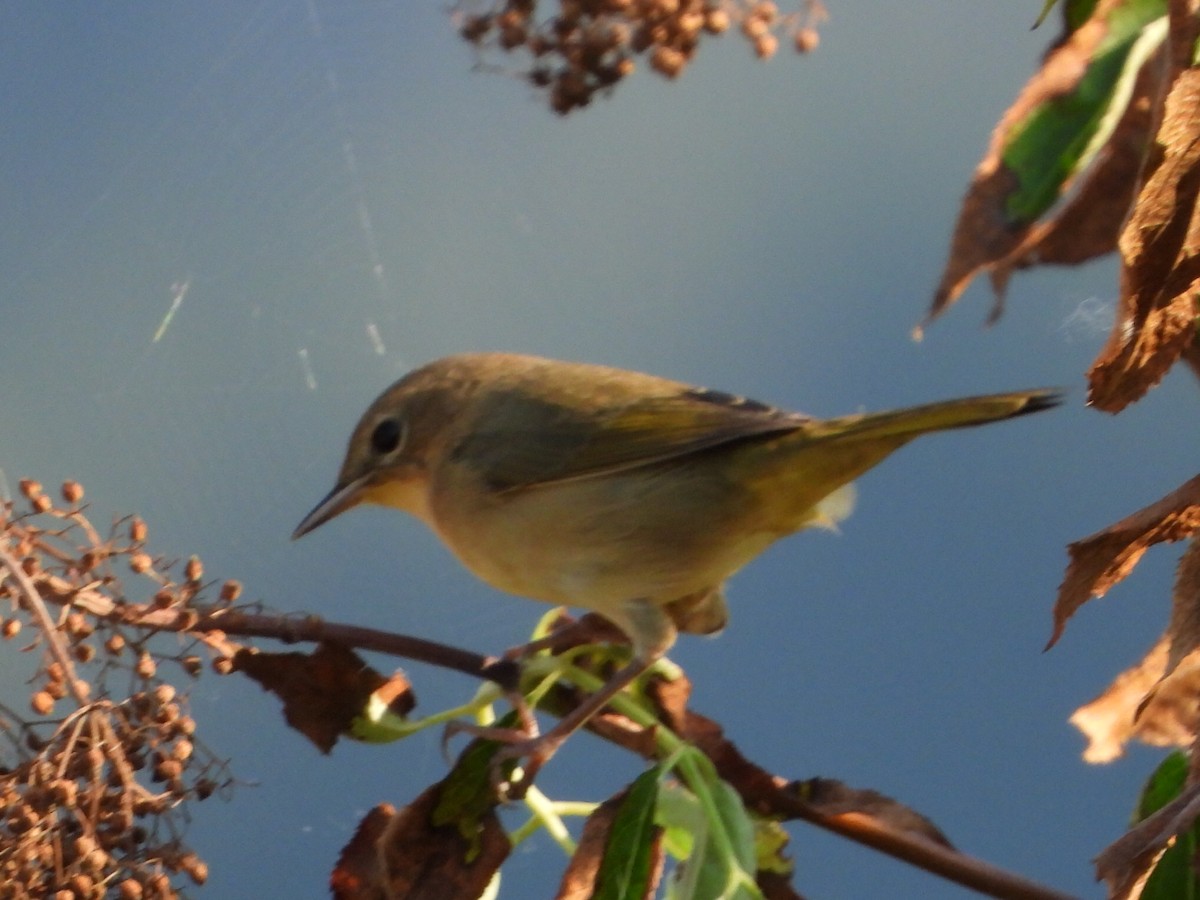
19 575 1080 900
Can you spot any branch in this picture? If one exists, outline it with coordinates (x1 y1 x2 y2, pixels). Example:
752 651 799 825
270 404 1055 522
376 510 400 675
612 681 1081 900
193 608 522 692
205 608 1078 899
18 569 1078 899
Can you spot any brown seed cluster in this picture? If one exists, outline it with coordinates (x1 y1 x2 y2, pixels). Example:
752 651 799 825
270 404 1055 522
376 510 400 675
454 0 827 114
0 698 218 899
1 480 238 897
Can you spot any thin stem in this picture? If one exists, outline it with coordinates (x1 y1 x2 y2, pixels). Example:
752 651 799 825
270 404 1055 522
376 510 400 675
10 582 1080 900
515 787 582 855
195 609 523 691
0 544 90 705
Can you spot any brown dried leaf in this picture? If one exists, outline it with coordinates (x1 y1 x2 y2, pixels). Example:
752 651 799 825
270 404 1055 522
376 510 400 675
331 804 397 900
233 641 414 753
989 60 1162 305
1070 637 1165 763
795 778 953 848
1089 62 1200 411
1164 535 1200 678
758 870 807 900
1183 332 1200 379
1074 536 1200 763
331 780 507 900
1096 782 1200 900
922 4 1121 330
646 666 692 732
1048 474 1200 649
1070 635 1200 762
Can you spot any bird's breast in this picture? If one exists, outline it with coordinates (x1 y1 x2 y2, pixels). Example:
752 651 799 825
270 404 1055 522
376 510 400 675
425 460 774 614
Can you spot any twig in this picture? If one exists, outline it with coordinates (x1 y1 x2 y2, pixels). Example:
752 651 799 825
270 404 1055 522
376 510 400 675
20 577 521 690
781 803 1079 900
192 609 521 692
202 610 1076 899
0 544 90 705
675 704 1081 900
5 577 1084 899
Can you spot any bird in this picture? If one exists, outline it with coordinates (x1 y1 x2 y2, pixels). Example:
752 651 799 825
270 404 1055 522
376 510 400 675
293 352 1060 779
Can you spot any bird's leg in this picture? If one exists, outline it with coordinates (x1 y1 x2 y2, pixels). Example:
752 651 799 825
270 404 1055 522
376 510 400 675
441 652 648 766
491 655 652 791
445 654 655 794
446 599 676 796
447 613 631 756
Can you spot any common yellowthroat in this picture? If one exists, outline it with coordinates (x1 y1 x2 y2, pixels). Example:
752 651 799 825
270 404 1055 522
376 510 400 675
294 353 1059 769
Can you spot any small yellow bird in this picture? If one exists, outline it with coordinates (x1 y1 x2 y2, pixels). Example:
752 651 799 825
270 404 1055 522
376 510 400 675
293 353 1059 769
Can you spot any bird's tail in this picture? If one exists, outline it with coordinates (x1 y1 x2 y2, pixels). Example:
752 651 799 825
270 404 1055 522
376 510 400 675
804 388 1063 445
746 388 1062 534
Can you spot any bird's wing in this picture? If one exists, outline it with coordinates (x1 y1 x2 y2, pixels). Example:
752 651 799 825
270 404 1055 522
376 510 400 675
450 384 807 492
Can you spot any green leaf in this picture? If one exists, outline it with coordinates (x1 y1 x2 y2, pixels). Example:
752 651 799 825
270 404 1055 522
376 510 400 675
1003 0 1167 223
348 690 422 743
1135 752 1200 900
710 779 757 877
1136 751 1189 822
666 776 759 900
594 766 663 900
753 819 793 877
431 714 520 861
1141 837 1198 900
1065 0 1100 31
656 782 704 860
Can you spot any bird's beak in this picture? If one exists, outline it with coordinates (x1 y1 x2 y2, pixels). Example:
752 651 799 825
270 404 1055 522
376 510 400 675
292 477 366 540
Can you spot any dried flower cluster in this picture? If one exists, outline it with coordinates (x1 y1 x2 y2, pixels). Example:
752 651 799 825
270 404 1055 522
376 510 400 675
0 480 239 899
455 0 827 114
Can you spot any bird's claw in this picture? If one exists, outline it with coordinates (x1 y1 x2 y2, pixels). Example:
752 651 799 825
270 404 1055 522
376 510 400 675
441 716 569 798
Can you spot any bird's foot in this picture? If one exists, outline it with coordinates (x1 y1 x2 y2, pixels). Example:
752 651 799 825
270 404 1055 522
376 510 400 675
442 711 567 799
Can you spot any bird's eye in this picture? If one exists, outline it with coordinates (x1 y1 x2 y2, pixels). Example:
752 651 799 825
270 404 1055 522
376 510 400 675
370 417 404 456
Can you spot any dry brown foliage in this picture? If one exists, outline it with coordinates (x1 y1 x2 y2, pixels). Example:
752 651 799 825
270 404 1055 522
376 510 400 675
0 481 239 899
454 0 827 114
922 0 1200 415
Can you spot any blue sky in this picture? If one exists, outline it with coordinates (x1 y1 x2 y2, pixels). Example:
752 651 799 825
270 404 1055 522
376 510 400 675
3 3 1195 897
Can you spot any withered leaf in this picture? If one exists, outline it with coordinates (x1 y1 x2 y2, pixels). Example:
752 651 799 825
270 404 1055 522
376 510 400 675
646 667 692 733
757 871 806 900
1073 536 1200 763
330 804 397 900
988 58 1161 304
661 703 955 850
793 778 953 849
1095 782 1200 900
1163 535 1200 680
921 0 1166 332
233 641 414 753
331 776 507 900
1089 64 1200 412
1070 635 1200 762
1048 473 1200 649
